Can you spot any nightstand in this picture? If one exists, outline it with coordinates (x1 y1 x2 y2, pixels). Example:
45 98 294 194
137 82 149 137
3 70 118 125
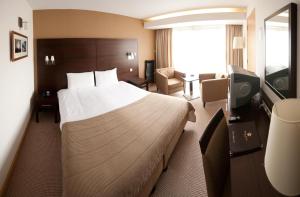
127 77 149 90
35 93 59 123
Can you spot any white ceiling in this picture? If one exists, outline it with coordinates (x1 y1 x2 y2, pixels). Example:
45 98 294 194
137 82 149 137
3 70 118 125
26 0 249 19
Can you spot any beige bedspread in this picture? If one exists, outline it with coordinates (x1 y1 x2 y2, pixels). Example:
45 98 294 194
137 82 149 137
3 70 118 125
62 93 195 197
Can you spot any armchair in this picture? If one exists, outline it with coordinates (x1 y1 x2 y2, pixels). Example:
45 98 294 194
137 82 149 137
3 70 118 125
199 73 216 83
156 68 185 95
201 75 229 107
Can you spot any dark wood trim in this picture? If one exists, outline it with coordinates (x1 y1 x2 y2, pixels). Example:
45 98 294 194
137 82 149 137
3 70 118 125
10 31 28 62
199 108 225 154
264 3 297 99
289 3 297 98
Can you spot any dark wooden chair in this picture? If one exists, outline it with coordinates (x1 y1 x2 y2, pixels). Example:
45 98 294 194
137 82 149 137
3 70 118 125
199 108 230 197
145 60 155 83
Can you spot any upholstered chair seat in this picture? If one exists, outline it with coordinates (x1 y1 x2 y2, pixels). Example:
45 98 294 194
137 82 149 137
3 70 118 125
156 68 185 95
167 78 182 90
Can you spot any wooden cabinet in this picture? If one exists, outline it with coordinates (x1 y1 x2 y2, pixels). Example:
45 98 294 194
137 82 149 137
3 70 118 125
35 93 59 123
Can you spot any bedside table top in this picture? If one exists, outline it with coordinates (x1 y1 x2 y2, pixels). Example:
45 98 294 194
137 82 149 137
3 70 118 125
127 77 148 86
36 94 58 106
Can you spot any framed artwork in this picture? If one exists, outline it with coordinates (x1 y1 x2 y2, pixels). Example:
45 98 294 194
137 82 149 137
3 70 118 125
10 31 28 61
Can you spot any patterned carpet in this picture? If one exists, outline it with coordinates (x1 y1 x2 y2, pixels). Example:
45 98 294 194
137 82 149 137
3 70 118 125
5 113 62 197
152 96 228 197
4 90 228 197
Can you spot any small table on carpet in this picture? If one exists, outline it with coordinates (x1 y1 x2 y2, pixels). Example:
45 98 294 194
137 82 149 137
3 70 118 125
127 77 149 91
182 75 200 100
35 93 59 123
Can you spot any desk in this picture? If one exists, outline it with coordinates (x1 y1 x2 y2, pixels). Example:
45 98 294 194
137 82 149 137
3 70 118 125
182 76 200 100
230 100 283 197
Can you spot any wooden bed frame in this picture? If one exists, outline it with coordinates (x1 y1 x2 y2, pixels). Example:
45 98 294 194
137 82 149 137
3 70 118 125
37 38 139 93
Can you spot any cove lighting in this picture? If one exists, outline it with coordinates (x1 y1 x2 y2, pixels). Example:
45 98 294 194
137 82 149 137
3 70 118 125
145 7 246 21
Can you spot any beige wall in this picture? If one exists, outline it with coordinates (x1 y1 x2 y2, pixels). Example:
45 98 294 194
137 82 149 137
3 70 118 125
33 9 155 79
0 0 34 192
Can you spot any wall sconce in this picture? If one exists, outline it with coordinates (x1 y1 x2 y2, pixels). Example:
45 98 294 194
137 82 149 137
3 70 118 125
18 17 28 30
127 52 136 60
45 55 55 65
50 55 55 64
45 56 49 65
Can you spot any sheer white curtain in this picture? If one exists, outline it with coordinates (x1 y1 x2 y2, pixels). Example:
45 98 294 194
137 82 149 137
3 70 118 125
172 25 226 74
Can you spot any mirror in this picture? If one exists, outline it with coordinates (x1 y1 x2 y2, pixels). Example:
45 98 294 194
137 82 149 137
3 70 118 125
265 3 297 99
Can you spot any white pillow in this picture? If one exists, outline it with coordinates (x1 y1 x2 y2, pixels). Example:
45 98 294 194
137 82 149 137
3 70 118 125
67 72 95 89
95 68 119 87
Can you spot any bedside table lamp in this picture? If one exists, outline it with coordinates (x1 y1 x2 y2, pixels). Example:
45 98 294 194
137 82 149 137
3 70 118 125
265 99 300 196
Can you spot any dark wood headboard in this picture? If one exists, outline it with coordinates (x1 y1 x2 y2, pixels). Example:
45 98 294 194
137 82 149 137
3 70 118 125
37 38 138 92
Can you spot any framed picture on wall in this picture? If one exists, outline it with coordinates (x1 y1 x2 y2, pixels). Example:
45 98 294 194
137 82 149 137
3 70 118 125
10 31 28 61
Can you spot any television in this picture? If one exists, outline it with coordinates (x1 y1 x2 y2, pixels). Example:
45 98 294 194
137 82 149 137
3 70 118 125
228 65 260 109
265 3 297 99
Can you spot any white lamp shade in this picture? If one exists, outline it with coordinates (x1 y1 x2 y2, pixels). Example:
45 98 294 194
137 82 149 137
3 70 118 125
265 99 300 196
233 36 244 49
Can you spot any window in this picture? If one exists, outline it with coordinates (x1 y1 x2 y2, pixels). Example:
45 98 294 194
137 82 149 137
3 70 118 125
172 25 226 74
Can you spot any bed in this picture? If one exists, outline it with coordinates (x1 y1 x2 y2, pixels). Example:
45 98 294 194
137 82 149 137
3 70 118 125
58 81 195 197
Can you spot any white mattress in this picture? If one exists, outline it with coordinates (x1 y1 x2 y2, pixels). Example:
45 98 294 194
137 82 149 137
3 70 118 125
57 81 149 129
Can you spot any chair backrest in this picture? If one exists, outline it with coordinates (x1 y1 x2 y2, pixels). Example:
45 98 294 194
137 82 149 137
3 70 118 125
145 60 155 82
199 73 216 83
199 108 230 197
156 68 175 78
202 78 229 103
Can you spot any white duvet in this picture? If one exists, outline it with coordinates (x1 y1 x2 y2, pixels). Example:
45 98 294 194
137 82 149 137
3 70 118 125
57 81 149 129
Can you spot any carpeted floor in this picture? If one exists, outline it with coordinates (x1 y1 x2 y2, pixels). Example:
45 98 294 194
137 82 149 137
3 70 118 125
4 89 228 197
